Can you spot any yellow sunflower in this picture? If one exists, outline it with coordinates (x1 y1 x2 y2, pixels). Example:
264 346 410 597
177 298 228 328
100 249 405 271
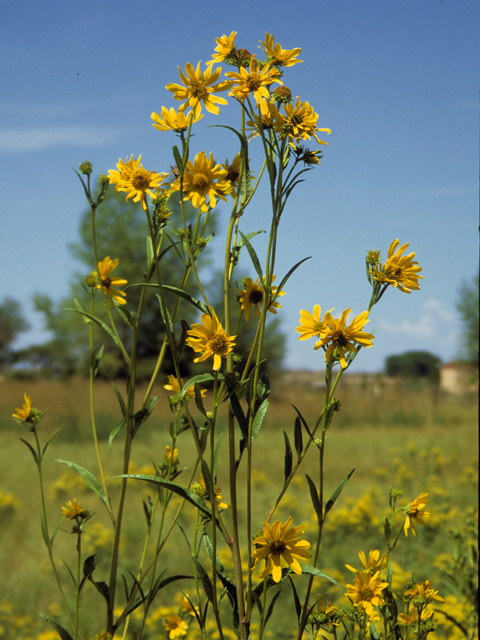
151 107 203 133
186 307 236 370
164 446 179 465
403 493 430 537
164 375 206 399
258 32 303 68
170 150 229 213
346 570 389 620
95 257 128 306
314 308 374 368
370 239 424 293
252 517 312 583
237 276 285 322
296 305 332 341
165 61 231 117
225 56 282 105
164 615 188 639
211 31 237 63
398 609 434 626
12 393 32 421
404 580 444 604
108 155 169 211
346 549 386 574
264 98 331 148
62 498 89 520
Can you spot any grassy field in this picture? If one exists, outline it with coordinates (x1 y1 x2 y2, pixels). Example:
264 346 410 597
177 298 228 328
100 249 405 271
0 376 477 639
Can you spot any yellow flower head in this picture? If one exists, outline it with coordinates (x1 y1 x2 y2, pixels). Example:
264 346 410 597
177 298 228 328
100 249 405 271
164 375 207 399
314 309 375 368
251 517 312 583
217 153 251 197
164 614 188 639
225 56 282 105
108 155 169 211
237 276 285 322
403 492 430 537
164 446 179 465
12 393 32 421
94 633 112 640
258 32 303 68
95 257 128 306
404 580 444 605
62 498 89 520
264 98 331 148
346 570 389 620
370 239 424 293
151 107 204 133
398 609 434 626
180 596 198 617
165 61 231 117
346 549 386 574
170 151 229 213
296 305 333 341
198 473 229 510
186 307 236 370
211 31 237 64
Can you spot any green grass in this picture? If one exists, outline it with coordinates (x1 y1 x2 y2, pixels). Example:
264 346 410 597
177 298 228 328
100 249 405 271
0 378 477 639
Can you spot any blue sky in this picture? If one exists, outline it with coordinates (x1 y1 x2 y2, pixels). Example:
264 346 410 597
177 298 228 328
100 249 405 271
1 0 478 372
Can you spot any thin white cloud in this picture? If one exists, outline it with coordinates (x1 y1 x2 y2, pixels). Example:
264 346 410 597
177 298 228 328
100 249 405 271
0 126 121 152
377 298 456 339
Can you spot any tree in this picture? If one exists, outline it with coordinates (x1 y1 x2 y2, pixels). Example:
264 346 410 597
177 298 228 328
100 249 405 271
0 297 30 367
385 350 441 383
456 271 479 366
30 186 286 378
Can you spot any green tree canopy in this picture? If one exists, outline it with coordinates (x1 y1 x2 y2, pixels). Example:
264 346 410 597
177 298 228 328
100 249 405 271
0 297 30 366
385 350 441 383
455 271 479 366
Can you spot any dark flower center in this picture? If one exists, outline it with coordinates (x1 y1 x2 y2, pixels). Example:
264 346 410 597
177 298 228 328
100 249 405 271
131 168 151 190
332 330 348 347
249 289 264 305
270 540 286 555
102 277 112 288
208 334 231 355
193 173 210 189
246 74 262 91
190 81 208 100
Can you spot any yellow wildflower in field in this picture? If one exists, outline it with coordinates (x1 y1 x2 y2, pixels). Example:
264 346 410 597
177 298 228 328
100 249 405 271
93 633 111 640
62 498 88 520
370 239 424 293
164 375 206 399
251 517 312 583
164 615 188 639
398 608 434 626
403 492 430 537
314 308 374 368
346 549 386 574
95 257 128 306
186 308 235 370
346 570 389 620
166 61 231 117
170 150 229 213
180 596 198 617
211 31 237 63
404 580 444 605
225 56 282 105
192 474 229 510
12 393 32 421
258 32 303 68
151 107 204 133
296 305 330 341
108 155 169 211
237 276 285 322
164 446 179 465
264 98 331 148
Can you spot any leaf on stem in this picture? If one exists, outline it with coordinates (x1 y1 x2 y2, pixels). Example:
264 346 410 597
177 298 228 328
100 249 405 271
305 474 322 523
301 565 344 590
282 429 293 482
38 615 74 640
56 460 108 511
238 230 263 281
324 468 355 516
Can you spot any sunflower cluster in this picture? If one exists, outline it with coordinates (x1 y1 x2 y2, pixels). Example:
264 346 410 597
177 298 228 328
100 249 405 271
368 239 424 294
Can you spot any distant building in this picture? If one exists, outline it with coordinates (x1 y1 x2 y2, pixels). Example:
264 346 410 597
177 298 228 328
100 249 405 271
439 363 478 394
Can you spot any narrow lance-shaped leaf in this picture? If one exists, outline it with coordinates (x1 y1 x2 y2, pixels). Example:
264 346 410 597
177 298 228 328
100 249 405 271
251 398 269 442
305 474 322 523
271 257 311 306
324 468 355 516
282 429 293 482
238 230 264 282
65 308 127 359
192 556 214 603
301 565 344 590
56 460 108 511
39 615 74 640
293 416 303 460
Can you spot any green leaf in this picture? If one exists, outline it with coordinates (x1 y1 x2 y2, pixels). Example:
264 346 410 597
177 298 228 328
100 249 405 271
50 516 64 546
180 373 217 401
194 383 208 418
272 257 311 306
110 381 127 417
192 556 214 602
305 474 322 522
39 615 74 640
293 417 303 461
238 230 263 281
110 475 212 517
301 565 344 590
146 235 154 268
200 460 215 502
265 589 282 625
90 344 104 378
65 308 126 355
229 392 248 442
172 144 183 174
156 293 174 338
56 460 108 511
19 437 39 465
288 576 302 621
290 404 313 439
324 468 355 516
251 398 269 442
39 511 49 547
162 285 209 315
116 305 136 330
61 558 77 589
213 433 223 481
282 429 293 482
42 428 60 458
109 418 125 449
